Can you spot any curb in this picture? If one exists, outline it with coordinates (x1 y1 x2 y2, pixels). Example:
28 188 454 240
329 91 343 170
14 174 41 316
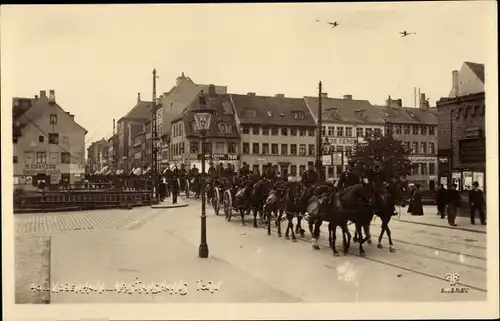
395 218 486 234
150 203 188 209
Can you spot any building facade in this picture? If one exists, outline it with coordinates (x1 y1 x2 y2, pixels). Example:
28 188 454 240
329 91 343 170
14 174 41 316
87 138 108 174
231 92 316 179
377 96 439 190
304 94 385 182
12 90 87 188
170 85 240 169
438 62 485 191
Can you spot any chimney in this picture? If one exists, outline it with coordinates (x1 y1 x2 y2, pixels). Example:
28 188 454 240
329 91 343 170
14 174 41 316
137 92 141 103
163 92 168 97
113 118 116 136
396 99 402 107
34 95 39 100
321 93 328 98
208 84 217 98
176 72 186 86
247 92 256 96
40 90 46 98
452 70 459 97
419 93 426 108
275 94 285 98
386 95 392 107
343 94 352 100
48 90 55 103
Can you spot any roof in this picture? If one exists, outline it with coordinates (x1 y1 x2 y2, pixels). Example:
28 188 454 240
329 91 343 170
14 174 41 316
230 94 317 127
123 100 153 120
174 92 240 139
12 95 87 134
464 61 485 83
304 96 384 125
374 105 437 125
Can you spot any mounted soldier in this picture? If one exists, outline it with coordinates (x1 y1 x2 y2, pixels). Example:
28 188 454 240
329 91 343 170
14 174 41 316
337 160 360 190
238 162 251 180
208 162 217 179
301 161 320 207
263 163 277 181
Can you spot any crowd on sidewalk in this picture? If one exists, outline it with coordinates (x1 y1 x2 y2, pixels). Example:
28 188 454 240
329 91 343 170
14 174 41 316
406 181 486 227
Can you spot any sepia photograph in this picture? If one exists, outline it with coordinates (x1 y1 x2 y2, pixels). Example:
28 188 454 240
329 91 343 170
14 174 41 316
1 1 498 320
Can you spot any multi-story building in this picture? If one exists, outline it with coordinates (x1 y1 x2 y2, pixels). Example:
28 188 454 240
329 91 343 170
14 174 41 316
304 94 385 182
116 93 151 173
437 62 485 191
131 126 146 171
376 95 439 190
87 138 108 174
230 92 316 179
170 85 240 169
158 72 227 167
12 90 87 188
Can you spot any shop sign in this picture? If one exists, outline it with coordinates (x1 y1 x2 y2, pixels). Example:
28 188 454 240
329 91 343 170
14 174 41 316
197 153 240 161
324 137 357 146
321 155 332 166
23 164 60 175
408 156 437 163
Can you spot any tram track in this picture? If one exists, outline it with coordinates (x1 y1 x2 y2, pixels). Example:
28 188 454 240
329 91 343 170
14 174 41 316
187 197 487 293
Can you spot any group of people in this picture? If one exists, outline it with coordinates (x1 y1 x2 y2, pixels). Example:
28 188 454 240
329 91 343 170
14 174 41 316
434 182 486 226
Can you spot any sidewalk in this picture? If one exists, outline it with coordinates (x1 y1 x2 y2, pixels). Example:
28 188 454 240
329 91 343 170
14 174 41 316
150 196 187 209
396 206 487 234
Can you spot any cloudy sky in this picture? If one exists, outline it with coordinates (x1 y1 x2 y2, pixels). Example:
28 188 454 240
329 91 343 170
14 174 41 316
1 2 496 145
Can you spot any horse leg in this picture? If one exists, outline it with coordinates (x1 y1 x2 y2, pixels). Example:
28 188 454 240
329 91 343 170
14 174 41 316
266 210 271 236
355 223 366 257
252 206 258 228
384 218 395 253
241 209 246 226
377 221 386 249
342 222 351 255
330 223 340 256
363 223 372 245
328 222 333 247
276 211 282 237
289 214 297 242
312 219 321 250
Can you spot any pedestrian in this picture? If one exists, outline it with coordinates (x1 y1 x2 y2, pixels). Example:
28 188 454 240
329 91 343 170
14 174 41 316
446 183 461 227
159 176 166 202
436 184 447 217
406 184 415 214
171 174 179 204
468 181 486 225
409 184 424 216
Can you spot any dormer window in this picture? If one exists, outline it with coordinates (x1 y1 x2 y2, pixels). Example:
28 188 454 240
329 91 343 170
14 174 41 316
266 110 272 117
218 123 233 133
292 111 305 120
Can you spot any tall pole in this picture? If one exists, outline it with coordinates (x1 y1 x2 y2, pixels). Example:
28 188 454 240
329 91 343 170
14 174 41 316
152 69 159 202
199 129 209 258
316 81 323 181
449 108 453 188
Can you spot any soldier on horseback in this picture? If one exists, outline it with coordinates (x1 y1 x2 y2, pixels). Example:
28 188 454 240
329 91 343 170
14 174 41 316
300 161 320 208
337 160 360 190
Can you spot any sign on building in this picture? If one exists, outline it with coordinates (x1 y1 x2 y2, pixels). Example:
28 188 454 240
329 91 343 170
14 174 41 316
23 164 60 175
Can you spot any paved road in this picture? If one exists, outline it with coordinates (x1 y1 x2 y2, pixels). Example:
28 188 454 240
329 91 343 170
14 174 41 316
35 197 487 304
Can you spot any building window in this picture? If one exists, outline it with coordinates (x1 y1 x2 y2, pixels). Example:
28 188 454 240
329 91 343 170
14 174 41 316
290 144 297 155
428 142 435 155
281 127 288 136
299 165 306 176
365 128 372 137
49 114 58 125
420 163 428 175
271 127 279 135
336 165 343 176
252 143 260 154
228 142 237 154
215 142 225 153
336 127 344 137
281 144 288 155
345 127 353 137
243 143 249 154
262 127 269 135
412 125 419 135
321 126 326 136
13 156 18 163
356 128 363 138
48 133 59 144
327 166 334 178
411 142 418 154
291 128 297 136
345 145 353 156
242 126 250 134
429 163 436 175
308 129 315 136
308 144 315 156
404 125 410 134
39 135 44 143
24 152 34 164
421 125 428 135
271 144 278 155
262 143 269 155
292 111 305 120
429 126 436 135
395 125 402 134
328 126 335 136
190 141 199 153
299 144 306 156
300 128 306 136
290 165 297 177
420 142 427 154
36 152 47 164
252 127 260 135
190 121 198 133
60 152 70 164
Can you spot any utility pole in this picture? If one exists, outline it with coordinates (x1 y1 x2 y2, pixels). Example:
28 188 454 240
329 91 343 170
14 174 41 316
151 69 159 203
316 81 323 181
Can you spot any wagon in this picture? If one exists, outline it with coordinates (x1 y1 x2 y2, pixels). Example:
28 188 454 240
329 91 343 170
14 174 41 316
211 186 221 216
223 188 233 221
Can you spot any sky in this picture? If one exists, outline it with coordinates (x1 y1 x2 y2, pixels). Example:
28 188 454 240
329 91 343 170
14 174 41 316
1 2 496 146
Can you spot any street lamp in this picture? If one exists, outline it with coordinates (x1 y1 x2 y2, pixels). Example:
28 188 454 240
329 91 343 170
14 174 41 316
192 90 215 258
315 81 324 181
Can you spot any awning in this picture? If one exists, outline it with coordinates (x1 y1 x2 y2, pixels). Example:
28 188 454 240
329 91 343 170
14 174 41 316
144 167 151 173
129 168 136 175
134 168 143 175
99 166 108 174
116 169 123 175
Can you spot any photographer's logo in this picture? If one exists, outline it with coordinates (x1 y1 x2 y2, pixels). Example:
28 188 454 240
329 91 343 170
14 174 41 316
441 272 469 294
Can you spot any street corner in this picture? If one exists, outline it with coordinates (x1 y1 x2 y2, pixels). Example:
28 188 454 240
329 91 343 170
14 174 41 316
15 235 51 303
151 198 188 209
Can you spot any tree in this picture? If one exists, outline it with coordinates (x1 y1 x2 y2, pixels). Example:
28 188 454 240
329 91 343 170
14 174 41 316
348 132 416 182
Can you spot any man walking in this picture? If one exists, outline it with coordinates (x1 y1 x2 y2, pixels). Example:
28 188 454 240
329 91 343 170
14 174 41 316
468 181 486 225
446 183 461 227
436 184 447 217
171 173 179 204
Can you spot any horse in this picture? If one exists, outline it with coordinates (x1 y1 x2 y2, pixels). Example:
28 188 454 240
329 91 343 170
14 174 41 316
354 180 410 253
250 178 271 228
282 181 305 242
232 181 254 225
263 182 289 236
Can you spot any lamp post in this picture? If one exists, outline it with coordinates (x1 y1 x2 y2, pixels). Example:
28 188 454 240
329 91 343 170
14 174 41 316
315 81 324 181
192 90 214 258
448 108 454 188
